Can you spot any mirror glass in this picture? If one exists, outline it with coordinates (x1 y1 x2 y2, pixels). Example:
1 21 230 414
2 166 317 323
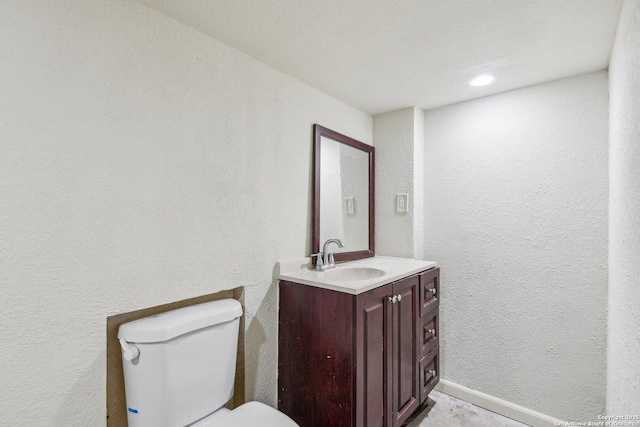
313 125 374 262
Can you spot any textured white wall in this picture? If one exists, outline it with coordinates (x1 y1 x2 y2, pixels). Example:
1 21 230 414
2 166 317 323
607 0 640 414
374 107 424 258
0 1 371 425
424 72 609 421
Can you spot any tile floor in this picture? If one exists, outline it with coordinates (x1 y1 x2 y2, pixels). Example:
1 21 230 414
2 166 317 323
406 391 529 427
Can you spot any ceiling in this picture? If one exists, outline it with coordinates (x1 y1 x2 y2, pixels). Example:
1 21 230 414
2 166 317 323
138 0 623 115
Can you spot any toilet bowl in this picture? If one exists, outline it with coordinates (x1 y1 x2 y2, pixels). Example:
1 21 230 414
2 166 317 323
205 402 297 427
118 299 298 427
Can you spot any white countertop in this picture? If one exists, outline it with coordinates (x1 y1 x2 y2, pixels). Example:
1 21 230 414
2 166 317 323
276 256 438 295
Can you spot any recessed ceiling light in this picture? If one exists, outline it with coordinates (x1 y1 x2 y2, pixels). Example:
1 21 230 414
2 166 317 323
469 75 494 86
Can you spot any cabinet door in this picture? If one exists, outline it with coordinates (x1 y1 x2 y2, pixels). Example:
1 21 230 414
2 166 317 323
391 276 420 427
356 284 393 427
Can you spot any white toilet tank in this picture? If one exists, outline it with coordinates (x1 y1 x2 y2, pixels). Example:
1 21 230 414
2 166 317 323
118 299 243 427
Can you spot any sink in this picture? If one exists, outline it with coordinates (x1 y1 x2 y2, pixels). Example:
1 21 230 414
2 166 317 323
322 267 386 281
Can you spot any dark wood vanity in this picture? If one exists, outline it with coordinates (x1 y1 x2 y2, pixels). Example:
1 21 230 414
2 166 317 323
285 124 440 425
278 267 440 427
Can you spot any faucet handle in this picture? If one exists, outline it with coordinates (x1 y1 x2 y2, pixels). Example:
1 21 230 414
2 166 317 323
311 252 324 267
326 251 335 266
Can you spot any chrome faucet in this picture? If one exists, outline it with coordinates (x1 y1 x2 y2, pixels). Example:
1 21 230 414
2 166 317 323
313 238 345 270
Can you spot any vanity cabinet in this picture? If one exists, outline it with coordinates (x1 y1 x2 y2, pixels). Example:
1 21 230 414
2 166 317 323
278 267 440 427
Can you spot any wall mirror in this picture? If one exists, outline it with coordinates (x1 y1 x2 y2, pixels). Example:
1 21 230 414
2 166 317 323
313 124 375 262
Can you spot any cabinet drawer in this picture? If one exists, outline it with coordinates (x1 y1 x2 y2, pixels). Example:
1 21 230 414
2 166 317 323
419 268 439 316
421 307 439 356
419 345 439 404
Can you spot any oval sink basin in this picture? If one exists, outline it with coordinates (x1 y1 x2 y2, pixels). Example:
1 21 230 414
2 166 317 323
322 267 386 281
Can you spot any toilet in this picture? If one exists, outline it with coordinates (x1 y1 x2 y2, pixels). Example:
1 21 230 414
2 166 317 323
118 299 298 427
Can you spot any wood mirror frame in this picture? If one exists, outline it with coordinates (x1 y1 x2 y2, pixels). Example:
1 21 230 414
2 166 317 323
312 124 375 263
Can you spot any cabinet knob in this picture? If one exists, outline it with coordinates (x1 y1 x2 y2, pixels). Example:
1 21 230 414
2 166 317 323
427 288 436 296
389 295 398 304
397 294 402 302
428 329 435 336
427 369 436 378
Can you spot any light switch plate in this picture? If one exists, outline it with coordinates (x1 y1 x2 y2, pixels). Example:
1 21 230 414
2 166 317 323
397 193 409 213
345 197 355 215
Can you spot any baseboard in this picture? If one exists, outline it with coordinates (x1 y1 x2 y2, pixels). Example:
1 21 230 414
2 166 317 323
434 379 564 427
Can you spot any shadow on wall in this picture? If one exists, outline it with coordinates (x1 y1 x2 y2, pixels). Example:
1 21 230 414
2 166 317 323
54 353 104 426
244 273 278 405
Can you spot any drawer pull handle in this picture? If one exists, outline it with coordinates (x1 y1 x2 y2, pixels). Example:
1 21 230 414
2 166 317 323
425 369 436 382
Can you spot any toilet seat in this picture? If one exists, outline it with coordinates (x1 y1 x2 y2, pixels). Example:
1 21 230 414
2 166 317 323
208 401 299 427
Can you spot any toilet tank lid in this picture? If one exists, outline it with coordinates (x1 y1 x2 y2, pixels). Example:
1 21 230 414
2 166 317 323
118 299 243 343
